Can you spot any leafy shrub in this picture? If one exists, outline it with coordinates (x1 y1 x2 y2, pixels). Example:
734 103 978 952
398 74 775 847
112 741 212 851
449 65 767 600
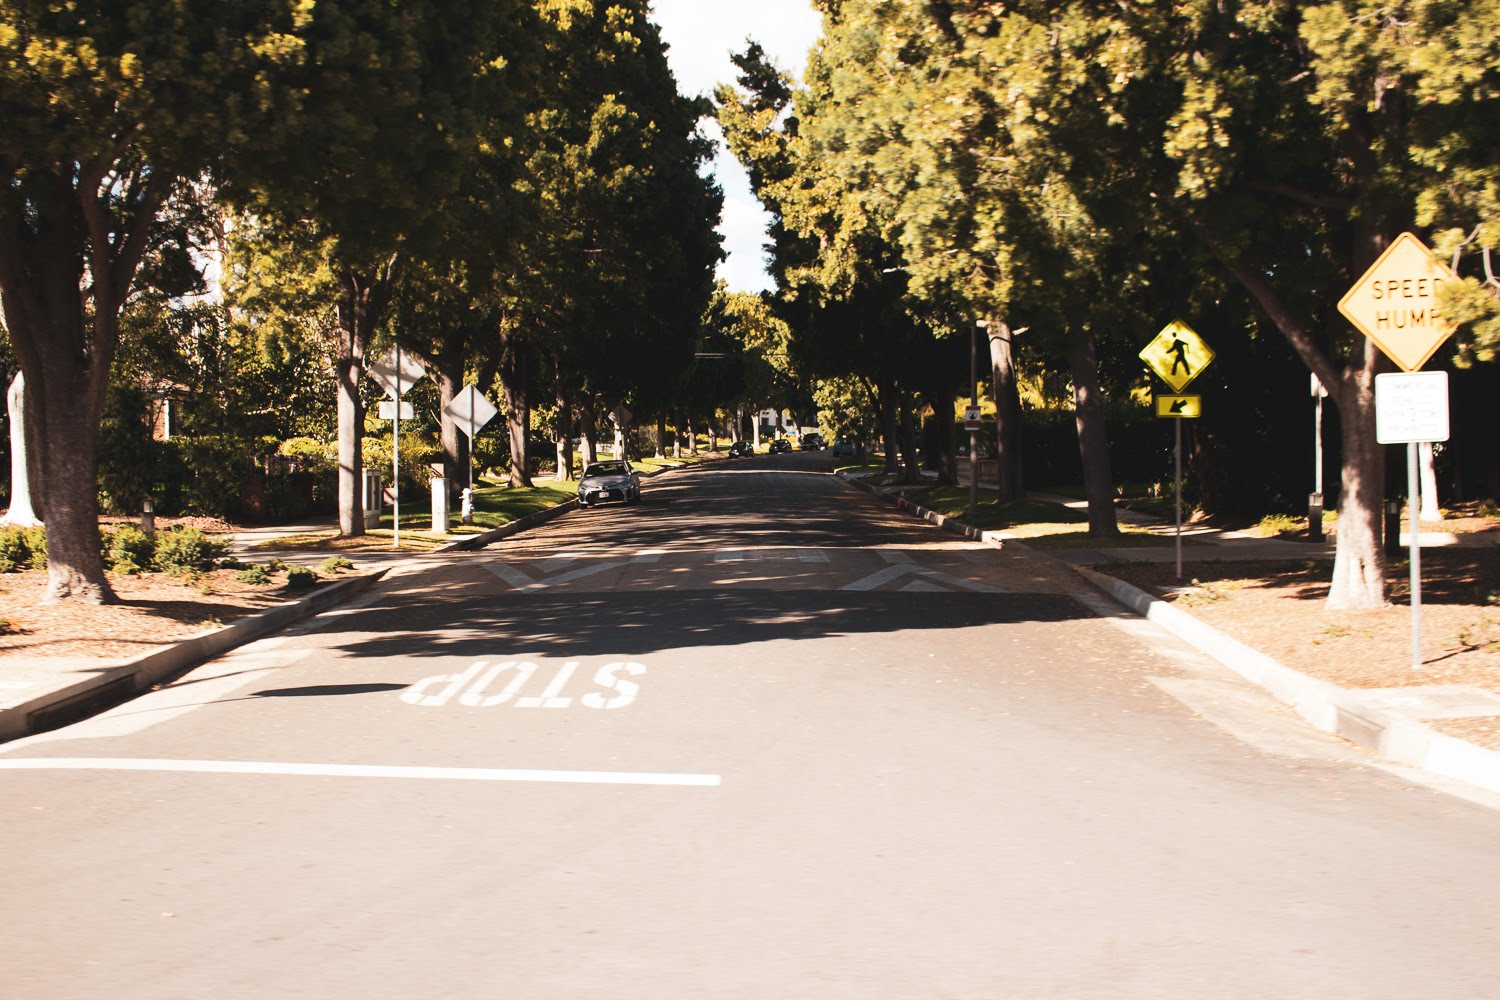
236 564 271 586
104 526 154 575
152 527 226 576
319 555 354 574
285 565 319 589
217 556 248 571
20 526 45 569
0 527 30 573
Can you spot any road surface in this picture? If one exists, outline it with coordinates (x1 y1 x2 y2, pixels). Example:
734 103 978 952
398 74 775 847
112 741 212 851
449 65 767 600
4 452 1500 999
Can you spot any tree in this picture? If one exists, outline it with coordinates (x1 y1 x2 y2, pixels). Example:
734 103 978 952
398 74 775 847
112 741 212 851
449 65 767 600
0 0 526 598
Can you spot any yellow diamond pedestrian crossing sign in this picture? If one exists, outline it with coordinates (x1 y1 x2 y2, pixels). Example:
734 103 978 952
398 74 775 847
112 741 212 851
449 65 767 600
1140 320 1214 393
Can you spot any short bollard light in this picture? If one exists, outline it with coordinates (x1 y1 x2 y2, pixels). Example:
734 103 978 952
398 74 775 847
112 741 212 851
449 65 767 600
141 498 155 536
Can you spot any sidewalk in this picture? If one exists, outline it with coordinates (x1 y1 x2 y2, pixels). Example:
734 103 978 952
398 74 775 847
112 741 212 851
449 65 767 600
843 468 1500 801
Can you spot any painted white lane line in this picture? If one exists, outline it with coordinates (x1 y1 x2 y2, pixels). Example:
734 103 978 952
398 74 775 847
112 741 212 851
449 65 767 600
798 548 829 563
899 579 947 592
714 549 749 563
536 553 584 574
546 560 626 585
839 564 914 591
878 550 915 564
483 562 548 592
912 567 1007 594
633 549 666 563
0 758 722 787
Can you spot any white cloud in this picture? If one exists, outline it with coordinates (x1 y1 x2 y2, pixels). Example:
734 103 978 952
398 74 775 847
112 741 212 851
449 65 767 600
650 0 822 294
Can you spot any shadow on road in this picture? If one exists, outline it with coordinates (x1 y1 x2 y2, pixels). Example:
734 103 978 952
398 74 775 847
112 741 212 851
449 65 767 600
324 588 1088 660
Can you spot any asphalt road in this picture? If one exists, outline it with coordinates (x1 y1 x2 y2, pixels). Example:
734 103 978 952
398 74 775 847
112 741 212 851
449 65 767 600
5 452 1500 999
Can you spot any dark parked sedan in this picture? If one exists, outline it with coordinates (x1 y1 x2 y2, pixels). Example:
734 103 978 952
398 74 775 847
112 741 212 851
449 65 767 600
768 439 792 454
728 441 753 457
577 460 641 508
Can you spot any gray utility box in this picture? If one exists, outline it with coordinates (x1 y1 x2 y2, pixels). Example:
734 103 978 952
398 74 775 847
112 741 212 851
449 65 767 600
361 469 382 530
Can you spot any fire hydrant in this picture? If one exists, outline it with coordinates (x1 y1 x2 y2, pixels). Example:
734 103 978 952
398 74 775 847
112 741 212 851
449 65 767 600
461 487 474 525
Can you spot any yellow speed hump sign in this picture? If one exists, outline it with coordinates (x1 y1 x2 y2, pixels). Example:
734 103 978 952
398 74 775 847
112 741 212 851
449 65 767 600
1338 232 1458 372
1154 394 1202 419
1140 320 1215 393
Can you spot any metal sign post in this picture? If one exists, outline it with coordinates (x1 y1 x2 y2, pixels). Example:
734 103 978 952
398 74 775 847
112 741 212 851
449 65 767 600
393 346 402 550
1142 321 1213 581
1375 370 1450 670
367 347 427 550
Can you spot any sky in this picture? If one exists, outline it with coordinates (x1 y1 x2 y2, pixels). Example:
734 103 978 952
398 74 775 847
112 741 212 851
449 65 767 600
648 0 823 295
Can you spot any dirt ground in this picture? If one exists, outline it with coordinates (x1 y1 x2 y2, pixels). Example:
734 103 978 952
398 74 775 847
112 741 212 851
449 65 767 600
0 569 305 660
1106 546 1500 748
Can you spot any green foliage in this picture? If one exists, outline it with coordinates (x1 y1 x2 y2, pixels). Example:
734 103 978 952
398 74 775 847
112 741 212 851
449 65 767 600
103 526 155 575
236 564 272 586
284 565 319 589
152 527 226 577
20 527 45 569
319 556 355 574
0 528 30 573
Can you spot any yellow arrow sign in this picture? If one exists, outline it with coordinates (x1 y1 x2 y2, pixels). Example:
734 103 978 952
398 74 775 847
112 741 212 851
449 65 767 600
1337 232 1458 372
1140 320 1215 392
1154 394 1202 419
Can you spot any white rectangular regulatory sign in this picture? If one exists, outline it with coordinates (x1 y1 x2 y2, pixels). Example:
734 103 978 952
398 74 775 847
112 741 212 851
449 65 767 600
378 400 415 421
1375 371 1449 444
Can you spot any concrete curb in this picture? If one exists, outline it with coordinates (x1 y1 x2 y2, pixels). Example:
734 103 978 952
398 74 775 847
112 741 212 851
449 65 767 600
0 569 387 744
837 472 1008 548
1074 565 1500 798
837 469 1500 798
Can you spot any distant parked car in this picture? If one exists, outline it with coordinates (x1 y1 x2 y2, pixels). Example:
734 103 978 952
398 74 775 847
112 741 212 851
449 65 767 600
799 431 825 451
577 460 640 508
728 441 753 457
769 438 792 454
831 438 856 457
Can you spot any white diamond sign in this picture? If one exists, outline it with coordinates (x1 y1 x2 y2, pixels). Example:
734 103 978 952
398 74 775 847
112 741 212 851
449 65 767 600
367 349 427 399
443 385 498 440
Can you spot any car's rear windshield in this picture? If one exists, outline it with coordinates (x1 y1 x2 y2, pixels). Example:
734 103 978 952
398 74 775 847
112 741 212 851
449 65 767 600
584 462 627 476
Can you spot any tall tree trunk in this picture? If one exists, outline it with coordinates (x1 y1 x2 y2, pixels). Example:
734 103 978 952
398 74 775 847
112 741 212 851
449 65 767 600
672 414 682 458
579 402 599 467
898 389 921 484
928 386 959 486
500 339 531 488
688 414 698 456
656 415 667 458
3 372 42 527
1419 442 1441 521
332 258 397 537
1067 331 1120 538
1327 337 1387 609
434 329 467 503
880 377 900 473
989 322 1024 503
752 411 761 450
555 384 573 482
0 165 167 602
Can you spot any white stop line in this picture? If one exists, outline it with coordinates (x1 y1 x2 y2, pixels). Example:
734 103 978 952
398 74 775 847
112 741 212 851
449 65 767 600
0 758 720 787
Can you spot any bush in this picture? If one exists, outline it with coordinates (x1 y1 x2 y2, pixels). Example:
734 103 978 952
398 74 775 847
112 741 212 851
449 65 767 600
319 555 354 574
20 526 45 569
236 564 271 586
152 527 226 576
285 564 319 589
0 527 30 573
104 526 154 575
